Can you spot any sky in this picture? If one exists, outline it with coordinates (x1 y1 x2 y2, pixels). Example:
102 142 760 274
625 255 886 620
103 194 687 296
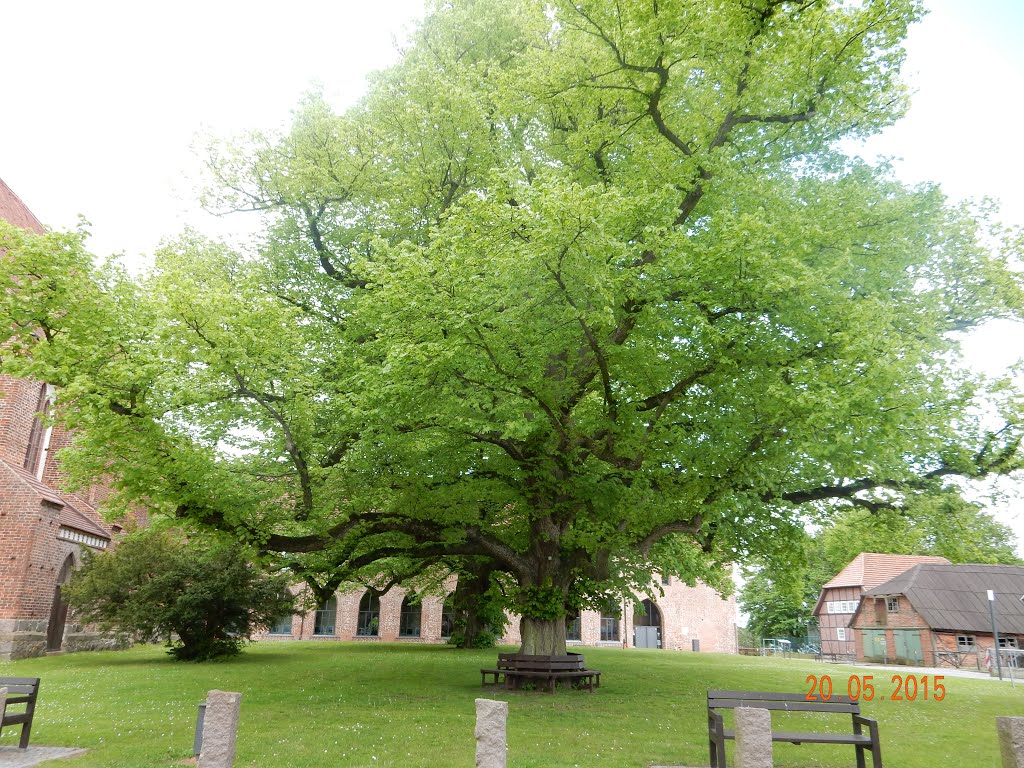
2 0 1023 553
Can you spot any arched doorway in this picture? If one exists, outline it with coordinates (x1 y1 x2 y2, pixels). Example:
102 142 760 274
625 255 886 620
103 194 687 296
45 554 75 652
633 598 663 649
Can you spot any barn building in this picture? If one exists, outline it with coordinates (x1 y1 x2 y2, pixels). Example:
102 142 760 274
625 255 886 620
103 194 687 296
851 563 1024 669
812 552 949 659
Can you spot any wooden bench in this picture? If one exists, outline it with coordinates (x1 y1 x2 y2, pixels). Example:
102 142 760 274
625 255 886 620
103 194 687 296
481 653 600 693
707 690 882 768
0 677 40 749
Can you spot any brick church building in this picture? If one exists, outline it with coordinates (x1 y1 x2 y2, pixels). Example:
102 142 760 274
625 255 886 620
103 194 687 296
0 178 122 660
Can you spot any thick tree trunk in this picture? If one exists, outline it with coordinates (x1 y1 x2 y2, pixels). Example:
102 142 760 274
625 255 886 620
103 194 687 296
519 616 567 656
451 561 506 648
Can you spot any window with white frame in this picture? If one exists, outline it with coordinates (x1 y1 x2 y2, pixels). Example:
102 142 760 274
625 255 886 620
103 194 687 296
836 627 847 641
956 635 975 650
886 597 899 612
826 600 859 614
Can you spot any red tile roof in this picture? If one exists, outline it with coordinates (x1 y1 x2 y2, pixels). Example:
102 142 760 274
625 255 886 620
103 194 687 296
0 457 111 542
0 177 44 234
823 552 951 590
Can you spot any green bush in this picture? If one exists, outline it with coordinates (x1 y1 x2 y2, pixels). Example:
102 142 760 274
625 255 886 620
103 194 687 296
64 528 295 660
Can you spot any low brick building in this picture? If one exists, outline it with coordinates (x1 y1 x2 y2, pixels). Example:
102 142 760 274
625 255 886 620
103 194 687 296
0 178 122 660
851 563 1024 669
265 576 737 653
812 553 949 659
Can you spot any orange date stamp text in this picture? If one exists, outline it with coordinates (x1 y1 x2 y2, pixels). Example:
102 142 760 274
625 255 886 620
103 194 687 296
805 674 946 702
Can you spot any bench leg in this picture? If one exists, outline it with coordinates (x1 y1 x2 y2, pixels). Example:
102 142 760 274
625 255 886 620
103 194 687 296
709 730 727 768
19 722 32 750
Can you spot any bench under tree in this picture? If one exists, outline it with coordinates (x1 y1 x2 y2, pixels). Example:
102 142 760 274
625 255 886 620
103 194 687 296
481 653 600 692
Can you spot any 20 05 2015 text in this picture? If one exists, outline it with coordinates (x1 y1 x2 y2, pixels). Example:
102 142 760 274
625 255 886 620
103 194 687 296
805 674 946 702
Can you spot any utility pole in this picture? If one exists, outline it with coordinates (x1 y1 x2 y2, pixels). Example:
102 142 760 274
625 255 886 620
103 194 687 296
988 590 1003 682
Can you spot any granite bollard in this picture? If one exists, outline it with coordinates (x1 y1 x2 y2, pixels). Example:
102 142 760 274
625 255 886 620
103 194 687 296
197 690 243 768
734 707 773 768
0 687 7 719
999 717 1024 768
474 698 508 768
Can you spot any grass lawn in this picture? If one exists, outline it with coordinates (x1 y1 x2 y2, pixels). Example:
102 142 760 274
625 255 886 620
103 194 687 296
0 642 1020 767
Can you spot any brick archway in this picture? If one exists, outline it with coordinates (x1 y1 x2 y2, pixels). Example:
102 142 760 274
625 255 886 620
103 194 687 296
45 554 76 652
633 598 663 649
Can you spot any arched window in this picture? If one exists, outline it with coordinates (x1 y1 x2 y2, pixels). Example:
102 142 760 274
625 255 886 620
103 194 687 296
634 599 661 626
314 596 336 635
399 595 421 638
565 611 581 641
24 383 54 480
600 612 619 642
440 596 455 638
357 592 380 636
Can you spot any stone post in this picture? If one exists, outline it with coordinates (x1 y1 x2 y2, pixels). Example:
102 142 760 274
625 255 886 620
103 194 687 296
734 707 773 768
0 686 7 717
197 690 243 768
474 698 508 768
998 717 1024 768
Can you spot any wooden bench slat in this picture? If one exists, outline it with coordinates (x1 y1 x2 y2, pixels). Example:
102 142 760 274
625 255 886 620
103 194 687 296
721 729 874 745
709 698 860 713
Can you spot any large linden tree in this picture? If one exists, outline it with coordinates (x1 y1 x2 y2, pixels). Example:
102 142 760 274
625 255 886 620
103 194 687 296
2 0 1021 656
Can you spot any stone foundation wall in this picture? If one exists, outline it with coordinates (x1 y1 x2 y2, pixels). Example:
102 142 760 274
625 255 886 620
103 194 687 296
0 618 47 660
0 617 124 660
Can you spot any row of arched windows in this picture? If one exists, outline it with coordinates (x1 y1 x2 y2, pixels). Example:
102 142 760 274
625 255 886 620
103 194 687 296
271 594 629 643
272 593 455 639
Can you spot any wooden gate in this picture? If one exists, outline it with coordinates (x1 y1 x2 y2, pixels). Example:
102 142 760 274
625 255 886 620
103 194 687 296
894 630 923 664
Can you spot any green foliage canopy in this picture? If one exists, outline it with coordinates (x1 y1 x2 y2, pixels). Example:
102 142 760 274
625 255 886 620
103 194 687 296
2 0 1022 655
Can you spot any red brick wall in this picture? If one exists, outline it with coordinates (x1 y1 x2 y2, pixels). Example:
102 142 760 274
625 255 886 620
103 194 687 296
853 595 936 665
0 375 45 469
